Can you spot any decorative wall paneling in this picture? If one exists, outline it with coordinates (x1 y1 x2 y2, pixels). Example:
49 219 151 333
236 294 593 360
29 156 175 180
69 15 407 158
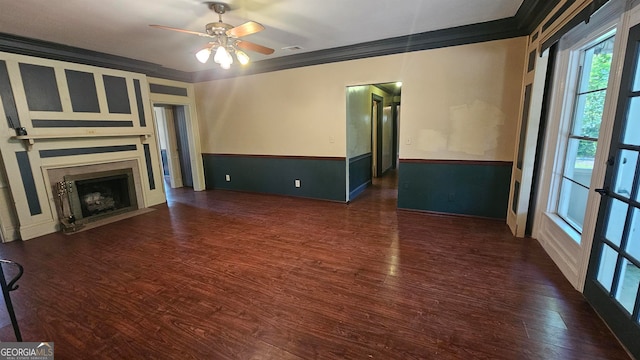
348 153 373 201
149 84 189 97
398 160 513 219
203 154 347 202
0 52 164 240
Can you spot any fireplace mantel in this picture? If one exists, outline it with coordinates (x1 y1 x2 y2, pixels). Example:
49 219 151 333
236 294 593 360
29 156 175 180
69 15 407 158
11 131 153 151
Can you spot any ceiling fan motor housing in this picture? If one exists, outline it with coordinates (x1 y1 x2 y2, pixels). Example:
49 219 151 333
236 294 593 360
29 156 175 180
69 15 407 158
206 22 233 36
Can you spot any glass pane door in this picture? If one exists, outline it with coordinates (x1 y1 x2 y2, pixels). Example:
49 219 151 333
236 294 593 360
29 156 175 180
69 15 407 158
584 23 640 359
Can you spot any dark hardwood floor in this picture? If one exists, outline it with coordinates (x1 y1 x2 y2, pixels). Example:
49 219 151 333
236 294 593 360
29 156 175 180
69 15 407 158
0 171 631 359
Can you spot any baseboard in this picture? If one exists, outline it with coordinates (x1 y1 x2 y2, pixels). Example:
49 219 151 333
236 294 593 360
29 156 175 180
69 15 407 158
397 207 506 221
146 191 167 207
349 181 371 201
0 224 19 242
19 219 59 241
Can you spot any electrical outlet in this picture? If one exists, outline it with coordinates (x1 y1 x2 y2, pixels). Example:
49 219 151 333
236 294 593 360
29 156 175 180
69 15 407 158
295 179 301 188
225 174 231 182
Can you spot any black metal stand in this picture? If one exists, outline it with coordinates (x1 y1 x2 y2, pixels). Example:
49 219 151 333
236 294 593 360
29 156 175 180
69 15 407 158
0 259 23 341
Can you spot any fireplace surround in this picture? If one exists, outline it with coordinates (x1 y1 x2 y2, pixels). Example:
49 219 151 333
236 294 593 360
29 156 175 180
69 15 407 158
46 160 145 231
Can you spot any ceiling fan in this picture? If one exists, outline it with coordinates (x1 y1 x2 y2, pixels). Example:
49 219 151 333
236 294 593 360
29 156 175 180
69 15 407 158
150 2 274 69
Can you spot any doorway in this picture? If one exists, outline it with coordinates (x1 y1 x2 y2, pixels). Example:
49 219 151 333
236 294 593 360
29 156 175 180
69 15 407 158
584 22 640 359
346 82 401 201
153 105 193 189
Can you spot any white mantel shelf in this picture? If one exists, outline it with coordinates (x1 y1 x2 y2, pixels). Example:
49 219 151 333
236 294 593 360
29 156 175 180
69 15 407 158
11 132 153 151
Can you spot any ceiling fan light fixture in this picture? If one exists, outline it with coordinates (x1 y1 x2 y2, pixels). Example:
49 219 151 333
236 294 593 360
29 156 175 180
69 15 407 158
214 46 229 64
226 47 234 64
195 47 212 63
235 50 250 65
150 2 274 70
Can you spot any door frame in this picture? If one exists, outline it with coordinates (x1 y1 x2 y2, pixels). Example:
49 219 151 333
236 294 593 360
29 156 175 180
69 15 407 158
392 102 400 169
583 17 640 359
148 78 205 191
371 94 383 178
172 105 194 188
153 105 183 188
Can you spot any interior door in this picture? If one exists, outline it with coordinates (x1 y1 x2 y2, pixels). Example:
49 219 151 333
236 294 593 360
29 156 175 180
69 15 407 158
584 22 640 359
173 106 193 188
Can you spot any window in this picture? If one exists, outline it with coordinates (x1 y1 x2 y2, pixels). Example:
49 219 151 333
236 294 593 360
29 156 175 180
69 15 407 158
557 35 616 235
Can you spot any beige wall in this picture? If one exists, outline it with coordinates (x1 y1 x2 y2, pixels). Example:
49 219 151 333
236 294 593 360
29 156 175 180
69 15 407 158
194 37 527 161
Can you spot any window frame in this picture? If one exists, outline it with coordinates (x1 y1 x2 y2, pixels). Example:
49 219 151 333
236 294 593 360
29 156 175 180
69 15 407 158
556 34 617 234
549 28 618 240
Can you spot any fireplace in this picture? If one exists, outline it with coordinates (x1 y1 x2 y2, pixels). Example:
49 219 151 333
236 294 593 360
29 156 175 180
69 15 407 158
47 160 146 232
65 169 138 223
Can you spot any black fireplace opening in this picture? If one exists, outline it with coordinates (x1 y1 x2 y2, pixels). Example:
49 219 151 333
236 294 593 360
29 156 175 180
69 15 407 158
76 175 131 218
64 168 138 223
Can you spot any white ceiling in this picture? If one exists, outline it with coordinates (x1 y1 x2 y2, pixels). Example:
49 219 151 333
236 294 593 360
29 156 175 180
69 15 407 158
0 0 525 73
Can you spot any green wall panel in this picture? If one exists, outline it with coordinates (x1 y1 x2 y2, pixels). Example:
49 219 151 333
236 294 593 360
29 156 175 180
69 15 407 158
398 162 512 219
349 153 372 200
203 154 346 202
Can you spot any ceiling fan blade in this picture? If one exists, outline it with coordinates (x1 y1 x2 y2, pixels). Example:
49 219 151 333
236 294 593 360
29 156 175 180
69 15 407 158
227 21 265 38
149 25 214 38
236 40 274 55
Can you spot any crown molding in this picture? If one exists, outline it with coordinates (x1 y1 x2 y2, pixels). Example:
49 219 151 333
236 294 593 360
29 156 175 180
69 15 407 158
0 0 561 83
193 17 523 82
515 0 563 33
193 0 563 82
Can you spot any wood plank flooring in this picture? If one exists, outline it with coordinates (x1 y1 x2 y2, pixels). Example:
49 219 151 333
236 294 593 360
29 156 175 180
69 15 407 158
0 172 631 359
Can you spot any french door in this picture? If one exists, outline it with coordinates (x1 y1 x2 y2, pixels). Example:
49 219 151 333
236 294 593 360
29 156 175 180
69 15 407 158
584 22 640 359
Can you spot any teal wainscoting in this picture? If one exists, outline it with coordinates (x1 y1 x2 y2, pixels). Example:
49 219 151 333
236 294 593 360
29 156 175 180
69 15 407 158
348 153 372 200
398 160 512 219
203 154 347 202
